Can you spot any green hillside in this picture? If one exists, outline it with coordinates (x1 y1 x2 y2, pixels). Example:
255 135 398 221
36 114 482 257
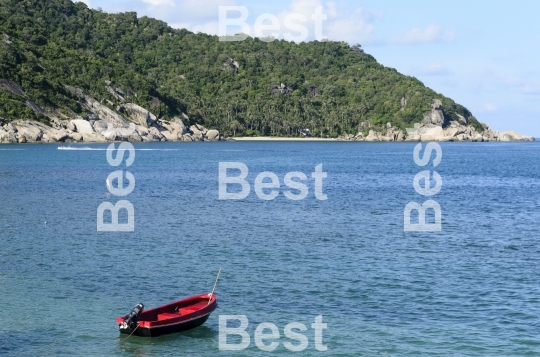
0 0 482 137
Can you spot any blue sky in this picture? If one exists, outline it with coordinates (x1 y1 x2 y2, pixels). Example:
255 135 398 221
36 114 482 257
79 0 540 136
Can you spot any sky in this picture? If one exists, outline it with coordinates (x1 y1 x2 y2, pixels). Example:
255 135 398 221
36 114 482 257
78 0 540 136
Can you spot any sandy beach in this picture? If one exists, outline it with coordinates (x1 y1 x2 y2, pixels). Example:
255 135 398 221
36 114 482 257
231 137 338 142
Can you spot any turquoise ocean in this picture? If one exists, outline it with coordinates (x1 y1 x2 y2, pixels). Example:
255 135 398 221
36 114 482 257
1 141 539 356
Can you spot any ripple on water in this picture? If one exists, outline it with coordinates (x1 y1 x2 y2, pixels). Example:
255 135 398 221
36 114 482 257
0 142 539 356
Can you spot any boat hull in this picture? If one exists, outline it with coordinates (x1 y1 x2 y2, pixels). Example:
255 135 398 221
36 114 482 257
117 294 217 338
120 313 211 337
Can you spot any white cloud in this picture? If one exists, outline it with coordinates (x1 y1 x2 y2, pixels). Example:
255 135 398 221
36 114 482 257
143 0 175 6
410 62 452 76
179 0 237 19
325 7 375 44
171 20 221 35
134 0 377 43
193 21 221 34
142 0 236 34
507 76 540 95
250 0 376 43
521 85 540 95
393 25 455 44
483 103 498 112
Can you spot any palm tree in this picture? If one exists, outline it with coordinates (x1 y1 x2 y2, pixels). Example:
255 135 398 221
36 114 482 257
229 120 243 137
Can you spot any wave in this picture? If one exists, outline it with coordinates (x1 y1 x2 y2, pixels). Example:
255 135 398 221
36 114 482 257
58 147 105 150
57 147 181 151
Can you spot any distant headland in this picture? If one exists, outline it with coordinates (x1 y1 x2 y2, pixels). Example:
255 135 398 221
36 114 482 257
0 0 533 143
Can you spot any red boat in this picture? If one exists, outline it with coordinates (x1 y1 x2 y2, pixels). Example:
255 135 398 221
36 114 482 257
117 293 218 337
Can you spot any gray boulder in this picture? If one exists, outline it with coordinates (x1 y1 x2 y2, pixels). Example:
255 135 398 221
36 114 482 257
124 103 157 127
70 119 95 136
47 128 70 142
92 120 109 134
473 134 484 142
365 130 380 142
0 128 16 143
14 124 43 142
434 135 452 142
67 121 76 132
206 129 220 141
128 132 143 142
169 117 188 135
445 127 459 138
195 124 207 134
422 99 446 126
135 125 149 137
82 132 106 143
456 114 468 125
70 132 83 141
423 109 445 126
405 134 421 142
499 131 522 141
161 130 180 141
190 125 202 135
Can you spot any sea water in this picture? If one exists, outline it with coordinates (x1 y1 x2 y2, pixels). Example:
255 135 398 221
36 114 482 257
1 141 539 356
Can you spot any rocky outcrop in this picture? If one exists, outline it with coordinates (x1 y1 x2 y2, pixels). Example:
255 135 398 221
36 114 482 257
70 119 95 136
2 33 12 45
221 57 239 72
0 129 16 143
0 79 26 96
337 120 534 143
422 99 446 126
25 100 47 116
206 129 220 141
0 88 222 144
168 117 188 135
65 86 130 128
499 131 521 141
0 117 221 144
0 85 531 144
271 84 293 95
400 97 407 111
388 121 533 142
365 130 380 142
124 103 157 127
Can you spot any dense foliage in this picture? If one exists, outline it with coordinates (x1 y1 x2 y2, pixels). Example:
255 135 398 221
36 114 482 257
0 0 481 136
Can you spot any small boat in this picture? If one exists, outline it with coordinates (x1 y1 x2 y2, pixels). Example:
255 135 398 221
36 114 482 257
117 293 218 337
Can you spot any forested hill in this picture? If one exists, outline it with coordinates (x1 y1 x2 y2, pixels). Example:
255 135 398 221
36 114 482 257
0 0 482 137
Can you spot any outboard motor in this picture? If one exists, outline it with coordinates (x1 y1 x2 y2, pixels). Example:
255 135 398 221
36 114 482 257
120 303 144 330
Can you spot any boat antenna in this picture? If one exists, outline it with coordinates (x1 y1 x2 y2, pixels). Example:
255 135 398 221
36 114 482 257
208 267 222 305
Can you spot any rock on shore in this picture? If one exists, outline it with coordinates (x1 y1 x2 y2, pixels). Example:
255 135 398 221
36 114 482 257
0 88 534 144
338 122 534 142
338 100 534 142
0 87 222 144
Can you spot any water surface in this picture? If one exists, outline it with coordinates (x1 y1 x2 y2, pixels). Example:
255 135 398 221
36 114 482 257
1 142 539 356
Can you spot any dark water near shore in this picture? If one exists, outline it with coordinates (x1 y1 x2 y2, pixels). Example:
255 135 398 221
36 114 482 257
1 141 540 356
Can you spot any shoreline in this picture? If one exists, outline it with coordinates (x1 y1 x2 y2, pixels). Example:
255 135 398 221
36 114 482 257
1 137 538 144
230 136 539 142
232 137 337 142
0 119 536 144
